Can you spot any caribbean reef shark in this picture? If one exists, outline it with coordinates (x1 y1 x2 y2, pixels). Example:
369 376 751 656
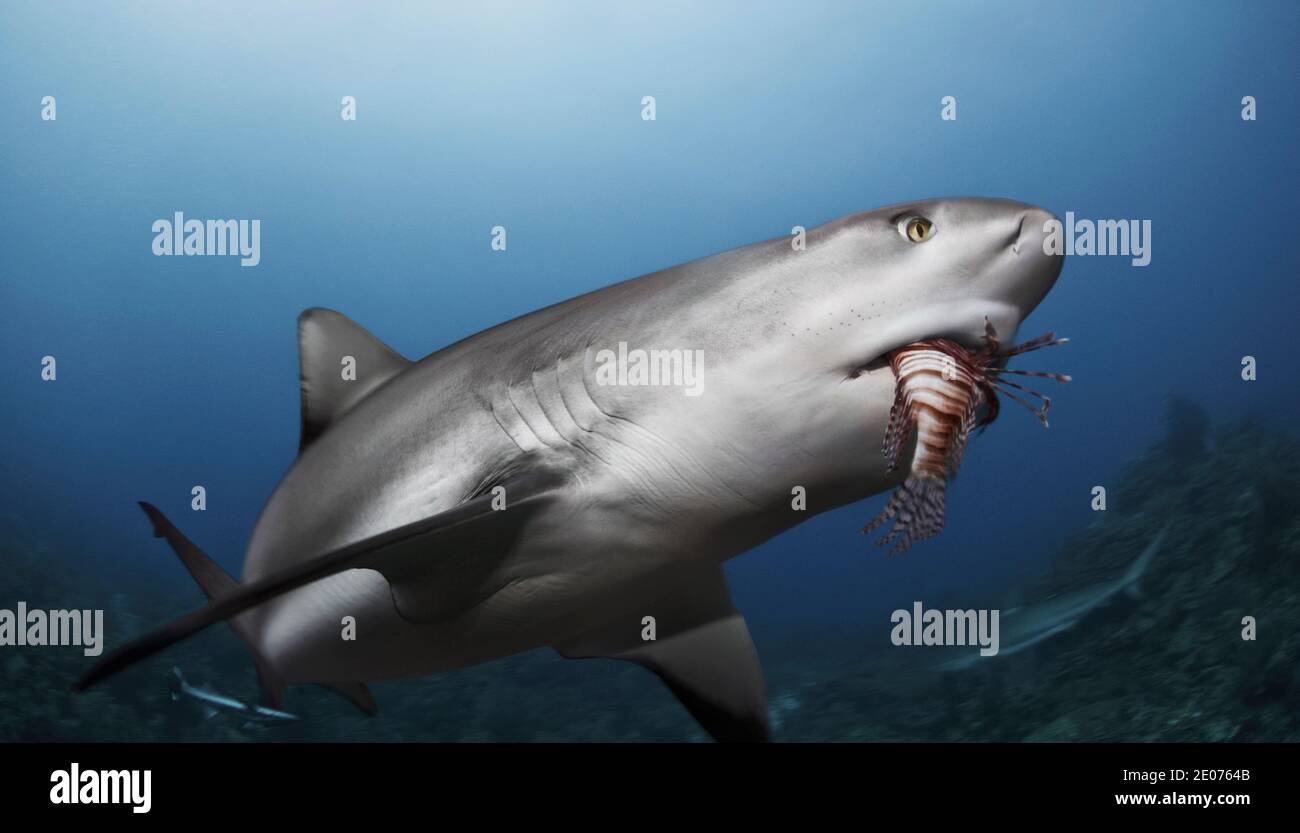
76 197 1064 740
937 524 1171 671
167 667 299 724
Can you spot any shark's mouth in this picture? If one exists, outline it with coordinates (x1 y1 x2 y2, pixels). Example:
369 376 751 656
862 321 1071 555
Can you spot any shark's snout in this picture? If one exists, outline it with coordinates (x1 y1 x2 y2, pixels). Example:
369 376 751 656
1006 205 1064 314
1013 206 1059 258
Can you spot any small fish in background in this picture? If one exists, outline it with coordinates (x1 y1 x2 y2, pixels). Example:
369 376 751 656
936 523 1172 672
167 667 299 725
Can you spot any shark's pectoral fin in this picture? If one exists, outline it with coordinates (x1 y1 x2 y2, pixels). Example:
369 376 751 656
375 485 552 624
298 308 412 450
629 614 770 743
74 470 564 693
556 566 769 742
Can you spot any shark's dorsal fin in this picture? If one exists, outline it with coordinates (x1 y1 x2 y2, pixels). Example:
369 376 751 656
298 308 411 450
556 566 769 742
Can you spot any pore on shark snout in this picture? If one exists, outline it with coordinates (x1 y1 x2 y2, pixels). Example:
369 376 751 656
75 197 1065 741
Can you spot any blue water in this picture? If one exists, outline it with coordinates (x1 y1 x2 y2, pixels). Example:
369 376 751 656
2 2 1297 668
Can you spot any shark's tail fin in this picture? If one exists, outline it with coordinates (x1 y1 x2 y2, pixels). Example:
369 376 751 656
1122 522 1171 600
135 502 377 716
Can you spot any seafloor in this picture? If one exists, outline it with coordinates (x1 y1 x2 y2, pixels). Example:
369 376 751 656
3 404 1298 741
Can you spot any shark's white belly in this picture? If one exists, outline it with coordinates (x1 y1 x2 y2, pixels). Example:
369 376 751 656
251 488 728 683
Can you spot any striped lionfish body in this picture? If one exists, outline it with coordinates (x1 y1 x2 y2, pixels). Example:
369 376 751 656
863 323 1070 554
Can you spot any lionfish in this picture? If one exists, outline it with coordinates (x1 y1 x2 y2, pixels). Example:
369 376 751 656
863 321 1070 555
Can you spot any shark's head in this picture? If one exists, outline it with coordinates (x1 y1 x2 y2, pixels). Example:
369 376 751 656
797 197 1064 373
707 196 1067 515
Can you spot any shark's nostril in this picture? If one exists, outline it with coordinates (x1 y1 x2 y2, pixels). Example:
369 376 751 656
1008 214 1026 253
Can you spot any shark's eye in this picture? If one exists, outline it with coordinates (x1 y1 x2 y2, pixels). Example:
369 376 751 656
902 216 935 243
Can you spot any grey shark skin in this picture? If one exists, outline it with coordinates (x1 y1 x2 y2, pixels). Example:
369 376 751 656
938 524 1171 672
77 197 1064 741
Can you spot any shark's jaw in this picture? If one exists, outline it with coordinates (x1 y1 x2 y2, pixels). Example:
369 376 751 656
845 299 1026 379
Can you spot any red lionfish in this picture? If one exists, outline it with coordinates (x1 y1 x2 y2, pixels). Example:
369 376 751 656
863 321 1070 554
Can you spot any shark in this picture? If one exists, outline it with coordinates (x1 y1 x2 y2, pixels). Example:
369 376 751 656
75 197 1064 741
937 523 1171 671
167 666 299 724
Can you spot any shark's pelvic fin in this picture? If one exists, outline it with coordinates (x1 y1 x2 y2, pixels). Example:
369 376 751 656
556 566 770 742
74 470 565 694
298 307 411 450
317 681 379 716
